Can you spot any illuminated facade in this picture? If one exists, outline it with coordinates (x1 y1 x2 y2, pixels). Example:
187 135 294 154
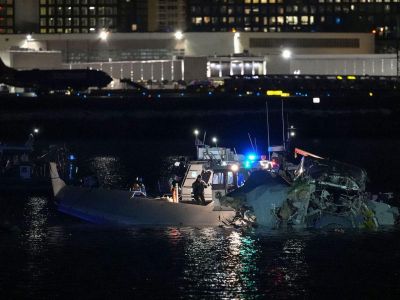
0 0 14 34
7 0 184 34
38 0 118 34
186 0 400 50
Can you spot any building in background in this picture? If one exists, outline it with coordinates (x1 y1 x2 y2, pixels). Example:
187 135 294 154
147 0 186 32
3 0 400 52
0 0 15 34
186 0 400 52
1 32 387 83
0 1 399 82
3 0 186 34
38 0 118 34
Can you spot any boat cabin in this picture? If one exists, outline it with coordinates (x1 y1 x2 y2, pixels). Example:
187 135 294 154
180 161 249 204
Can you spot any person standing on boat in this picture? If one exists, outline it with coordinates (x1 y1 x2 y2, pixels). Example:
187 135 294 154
192 175 207 205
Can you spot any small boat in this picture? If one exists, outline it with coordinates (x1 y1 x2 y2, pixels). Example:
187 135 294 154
0 133 50 193
49 162 236 226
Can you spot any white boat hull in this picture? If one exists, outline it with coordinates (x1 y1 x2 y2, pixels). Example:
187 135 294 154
50 163 235 226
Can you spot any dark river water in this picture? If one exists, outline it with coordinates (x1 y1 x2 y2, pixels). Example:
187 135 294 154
1 195 400 299
1 95 400 298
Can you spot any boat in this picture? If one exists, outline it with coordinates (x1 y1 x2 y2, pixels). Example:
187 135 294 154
0 132 50 193
49 162 236 226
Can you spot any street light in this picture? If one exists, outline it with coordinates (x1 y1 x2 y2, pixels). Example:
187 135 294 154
281 49 292 59
212 137 218 148
288 125 296 138
175 30 184 40
99 29 109 41
33 128 39 134
194 129 199 137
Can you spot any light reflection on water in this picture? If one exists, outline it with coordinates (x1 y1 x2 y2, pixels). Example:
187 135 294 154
1 197 400 298
180 228 261 298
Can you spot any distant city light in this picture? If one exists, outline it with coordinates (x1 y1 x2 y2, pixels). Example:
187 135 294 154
281 49 292 59
99 30 109 41
33 128 39 134
175 30 184 40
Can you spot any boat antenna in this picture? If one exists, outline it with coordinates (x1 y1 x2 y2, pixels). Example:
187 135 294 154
265 100 271 160
248 132 255 151
254 137 258 154
202 131 207 146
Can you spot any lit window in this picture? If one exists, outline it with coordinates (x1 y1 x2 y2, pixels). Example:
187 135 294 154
212 172 224 185
286 16 298 25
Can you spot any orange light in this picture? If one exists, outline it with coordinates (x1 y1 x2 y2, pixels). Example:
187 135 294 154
372 29 376 34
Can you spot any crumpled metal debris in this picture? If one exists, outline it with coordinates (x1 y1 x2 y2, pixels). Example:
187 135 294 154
220 156 399 229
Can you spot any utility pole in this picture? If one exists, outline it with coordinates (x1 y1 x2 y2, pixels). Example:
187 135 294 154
396 15 400 78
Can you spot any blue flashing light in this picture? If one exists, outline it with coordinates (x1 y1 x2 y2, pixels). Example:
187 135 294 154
247 153 257 161
208 91 212 96
69 154 76 161
256 92 260 96
157 94 161 98
77 92 80 96
83 94 87 99
16 93 20 97
142 92 146 96
244 161 251 169
180 93 184 96
107 93 111 97
335 17 342 25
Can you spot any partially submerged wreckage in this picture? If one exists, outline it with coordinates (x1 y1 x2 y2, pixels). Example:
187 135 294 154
50 145 398 229
220 149 399 229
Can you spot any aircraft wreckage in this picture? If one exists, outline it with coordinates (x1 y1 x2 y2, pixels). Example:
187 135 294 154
220 149 399 229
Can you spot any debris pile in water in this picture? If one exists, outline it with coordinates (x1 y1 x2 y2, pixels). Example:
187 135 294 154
220 156 399 229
